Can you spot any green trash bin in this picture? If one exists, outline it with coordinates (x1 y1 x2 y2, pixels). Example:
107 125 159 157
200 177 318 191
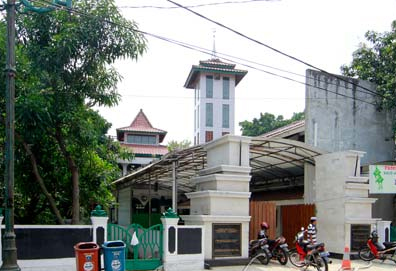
102 240 126 271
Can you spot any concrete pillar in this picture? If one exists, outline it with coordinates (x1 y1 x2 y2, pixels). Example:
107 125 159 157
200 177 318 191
161 209 205 271
122 164 127 176
91 205 109 244
315 150 378 254
377 220 392 242
183 135 252 260
91 216 108 244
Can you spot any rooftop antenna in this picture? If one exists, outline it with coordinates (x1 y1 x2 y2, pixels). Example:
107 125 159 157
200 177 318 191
212 28 217 59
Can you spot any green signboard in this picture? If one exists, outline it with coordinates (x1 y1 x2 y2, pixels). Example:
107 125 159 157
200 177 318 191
369 165 396 194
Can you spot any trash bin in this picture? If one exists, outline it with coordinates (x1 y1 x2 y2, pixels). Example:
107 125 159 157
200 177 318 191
102 240 126 271
74 242 101 271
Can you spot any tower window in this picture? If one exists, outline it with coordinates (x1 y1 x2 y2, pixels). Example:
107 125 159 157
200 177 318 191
206 103 213 127
222 104 230 128
205 131 213 142
223 77 230 99
206 75 213 98
127 135 156 145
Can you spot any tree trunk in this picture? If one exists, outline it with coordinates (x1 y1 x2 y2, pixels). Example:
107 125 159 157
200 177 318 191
0 115 65 224
55 127 80 224
20 139 65 224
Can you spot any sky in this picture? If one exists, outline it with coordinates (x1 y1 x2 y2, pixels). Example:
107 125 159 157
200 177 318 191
97 0 396 144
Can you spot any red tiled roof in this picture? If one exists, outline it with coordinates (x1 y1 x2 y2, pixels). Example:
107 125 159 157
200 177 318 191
116 109 167 142
121 143 168 156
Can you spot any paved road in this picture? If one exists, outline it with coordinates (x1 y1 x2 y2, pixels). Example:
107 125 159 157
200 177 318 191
211 259 396 271
16 257 396 271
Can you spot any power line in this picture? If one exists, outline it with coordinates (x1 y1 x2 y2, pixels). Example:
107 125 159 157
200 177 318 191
116 0 273 9
31 0 378 107
149 33 378 101
141 32 377 106
165 0 385 100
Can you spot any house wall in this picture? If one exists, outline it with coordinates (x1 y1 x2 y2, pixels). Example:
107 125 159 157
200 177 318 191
305 69 394 165
305 69 395 221
118 188 132 226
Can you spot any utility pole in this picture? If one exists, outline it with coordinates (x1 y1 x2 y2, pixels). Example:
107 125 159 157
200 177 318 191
2 0 19 268
1 1 71 270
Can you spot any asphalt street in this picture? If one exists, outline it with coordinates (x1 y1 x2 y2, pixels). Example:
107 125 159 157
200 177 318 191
15 258 396 271
212 259 396 271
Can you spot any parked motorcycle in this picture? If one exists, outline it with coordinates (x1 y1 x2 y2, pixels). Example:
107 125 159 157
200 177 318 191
248 238 271 265
289 228 331 271
262 236 289 265
359 230 396 263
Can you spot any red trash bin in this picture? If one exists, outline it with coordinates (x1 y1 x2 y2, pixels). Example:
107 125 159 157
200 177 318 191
74 242 100 271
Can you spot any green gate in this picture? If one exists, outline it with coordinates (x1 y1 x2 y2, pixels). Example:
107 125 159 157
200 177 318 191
108 223 163 270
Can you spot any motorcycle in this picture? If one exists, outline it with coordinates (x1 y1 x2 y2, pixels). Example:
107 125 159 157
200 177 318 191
248 238 271 265
262 236 289 265
289 228 331 271
359 230 396 263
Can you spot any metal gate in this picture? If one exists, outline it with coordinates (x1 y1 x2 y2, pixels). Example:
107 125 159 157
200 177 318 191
249 201 277 240
281 204 315 247
108 223 163 270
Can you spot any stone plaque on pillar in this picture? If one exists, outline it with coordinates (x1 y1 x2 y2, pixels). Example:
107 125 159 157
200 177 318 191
212 223 241 258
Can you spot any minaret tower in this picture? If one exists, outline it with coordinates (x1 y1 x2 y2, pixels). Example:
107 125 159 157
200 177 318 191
184 53 247 145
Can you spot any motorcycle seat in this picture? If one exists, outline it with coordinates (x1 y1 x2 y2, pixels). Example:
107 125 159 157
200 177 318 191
383 242 396 248
307 243 324 250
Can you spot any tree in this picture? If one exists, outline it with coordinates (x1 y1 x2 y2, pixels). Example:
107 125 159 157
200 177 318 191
239 112 304 137
167 139 192 152
0 0 145 224
341 20 396 110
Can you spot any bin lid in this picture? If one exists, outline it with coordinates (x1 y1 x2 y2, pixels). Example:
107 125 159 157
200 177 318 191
74 242 99 250
103 240 126 248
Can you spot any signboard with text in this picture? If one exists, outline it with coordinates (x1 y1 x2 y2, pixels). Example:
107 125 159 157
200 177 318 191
212 223 241 258
369 165 396 194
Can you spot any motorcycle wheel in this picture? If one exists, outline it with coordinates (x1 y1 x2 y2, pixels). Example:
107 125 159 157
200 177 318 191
277 247 288 265
359 246 375 261
288 248 305 267
315 256 328 271
254 248 270 265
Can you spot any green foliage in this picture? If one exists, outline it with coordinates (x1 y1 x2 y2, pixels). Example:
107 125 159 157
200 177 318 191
239 112 304 137
0 0 146 224
341 20 396 110
167 139 192 152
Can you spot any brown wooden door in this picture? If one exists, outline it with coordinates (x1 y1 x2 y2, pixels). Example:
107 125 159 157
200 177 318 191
249 201 276 240
281 204 315 247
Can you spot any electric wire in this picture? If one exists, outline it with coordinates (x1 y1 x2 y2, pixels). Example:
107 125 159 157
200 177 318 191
116 0 273 9
132 31 379 101
165 0 385 100
29 0 378 107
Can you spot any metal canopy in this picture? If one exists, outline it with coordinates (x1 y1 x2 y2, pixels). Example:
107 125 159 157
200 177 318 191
112 137 325 193
249 137 325 191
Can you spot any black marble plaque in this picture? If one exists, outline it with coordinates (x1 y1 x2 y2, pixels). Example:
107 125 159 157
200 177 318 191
212 223 241 258
178 228 202 254
168 226 176 253
351 224 370 251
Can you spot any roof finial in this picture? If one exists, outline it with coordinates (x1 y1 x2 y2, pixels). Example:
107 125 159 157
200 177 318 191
212 28 217 59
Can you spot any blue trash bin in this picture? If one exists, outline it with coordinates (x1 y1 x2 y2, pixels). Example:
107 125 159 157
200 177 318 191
102 240 126 271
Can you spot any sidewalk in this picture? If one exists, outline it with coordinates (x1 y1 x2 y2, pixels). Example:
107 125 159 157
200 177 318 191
14 257 396 271
17 258 76 271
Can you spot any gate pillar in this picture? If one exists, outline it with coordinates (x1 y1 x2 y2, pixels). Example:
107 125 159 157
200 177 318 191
161 209 204 271
183 135 251 261
91 205 108 244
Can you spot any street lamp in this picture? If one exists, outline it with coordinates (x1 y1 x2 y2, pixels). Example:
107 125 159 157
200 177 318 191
2 0 71 270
